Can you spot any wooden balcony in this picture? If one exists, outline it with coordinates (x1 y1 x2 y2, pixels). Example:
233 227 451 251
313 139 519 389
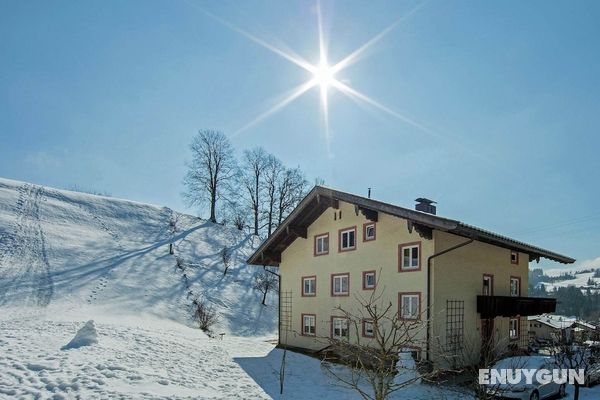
477 295 556 319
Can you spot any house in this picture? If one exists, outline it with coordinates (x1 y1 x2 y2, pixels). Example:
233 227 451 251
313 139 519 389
528 314 598 343
247 186 575 367
528 314 576 343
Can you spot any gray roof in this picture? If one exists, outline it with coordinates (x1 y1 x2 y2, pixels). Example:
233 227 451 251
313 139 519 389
247 186 576 266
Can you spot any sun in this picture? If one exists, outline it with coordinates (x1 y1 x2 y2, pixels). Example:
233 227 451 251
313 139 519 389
313 61 335 91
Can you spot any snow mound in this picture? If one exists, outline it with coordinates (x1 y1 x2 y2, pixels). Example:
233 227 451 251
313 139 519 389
62 320 98 350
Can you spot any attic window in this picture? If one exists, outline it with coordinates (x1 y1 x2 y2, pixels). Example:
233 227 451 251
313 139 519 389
314 233 329 256
399 242 420 271
511 251 519 265
363 223 376 242
339 227 356 252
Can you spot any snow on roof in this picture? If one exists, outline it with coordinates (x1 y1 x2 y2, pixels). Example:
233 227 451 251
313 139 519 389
528 314 576 329
528 314 598 330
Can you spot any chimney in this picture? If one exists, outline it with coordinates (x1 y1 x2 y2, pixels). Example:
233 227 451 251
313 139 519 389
415 198 436 215
368 188 371 199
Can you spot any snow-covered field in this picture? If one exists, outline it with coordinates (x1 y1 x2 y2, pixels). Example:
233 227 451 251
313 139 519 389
535 268 600 293
0 309 270 399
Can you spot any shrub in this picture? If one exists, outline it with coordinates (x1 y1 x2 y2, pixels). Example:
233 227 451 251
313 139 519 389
192 297 219 333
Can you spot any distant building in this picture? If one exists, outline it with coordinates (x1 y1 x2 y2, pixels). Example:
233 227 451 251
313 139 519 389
528 314 598 343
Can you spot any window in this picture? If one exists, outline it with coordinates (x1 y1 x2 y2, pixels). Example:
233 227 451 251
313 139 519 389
332 317 349 339
482 274 494 296
302 314 316 336
302 276 316 296
339 227 356 252
509 318 519 340
400 293 420 320
511 251 519 265
314 233 329 256
331 273 349 296
363 271 376 290
399 243 420 271
510 277 521 297
363 223 376 242
363 319 374 338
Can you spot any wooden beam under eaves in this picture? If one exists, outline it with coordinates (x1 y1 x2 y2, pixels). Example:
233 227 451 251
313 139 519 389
286 225 307 239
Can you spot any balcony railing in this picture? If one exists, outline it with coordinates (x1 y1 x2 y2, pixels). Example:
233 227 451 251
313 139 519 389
477 295 556 319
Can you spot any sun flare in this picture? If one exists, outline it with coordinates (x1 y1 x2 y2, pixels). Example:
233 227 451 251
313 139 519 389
313 62 335 91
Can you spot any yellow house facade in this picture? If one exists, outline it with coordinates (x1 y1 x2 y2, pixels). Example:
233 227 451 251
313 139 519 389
248 187 575 367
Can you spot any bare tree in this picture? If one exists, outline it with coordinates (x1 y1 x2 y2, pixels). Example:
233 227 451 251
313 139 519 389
183 130 237 223
253 270 278 305
221 246 232 276
321 284 433 400
241 147 269 236
276 166 308 226
263 155 284 236
551 335 590 400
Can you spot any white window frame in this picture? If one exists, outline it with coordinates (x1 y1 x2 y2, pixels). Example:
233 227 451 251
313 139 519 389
483 275 493 296
509 318 519 340
511 251 519 264
400 294 420 320
339 228 356 251
332 274 349 296
364 223 376 241
315 234 329 255
400 244 420 270
302 276 316 296
302 314 316 336
363 271 376 290
510 277 520 297
332 317 349 339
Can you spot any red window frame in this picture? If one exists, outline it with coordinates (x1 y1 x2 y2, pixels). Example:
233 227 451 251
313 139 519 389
363 222 376 242
301 275 317 297
331 273 350 296
338 226 357 252
362 270 376 290
314 232 329 256
398 242 422 272
362 319 375 338
399 292 422 321
301 313 317 336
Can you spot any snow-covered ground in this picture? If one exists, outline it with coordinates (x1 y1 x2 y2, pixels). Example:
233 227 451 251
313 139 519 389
0 177 277 398
0 309 270 399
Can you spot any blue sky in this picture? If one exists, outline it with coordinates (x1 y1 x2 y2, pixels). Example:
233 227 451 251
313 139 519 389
1 0 599 267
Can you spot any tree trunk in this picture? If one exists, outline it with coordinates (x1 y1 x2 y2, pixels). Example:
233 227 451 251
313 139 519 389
262 290 267 305
254 174 259 235
210 189 217 223
574 383 580 400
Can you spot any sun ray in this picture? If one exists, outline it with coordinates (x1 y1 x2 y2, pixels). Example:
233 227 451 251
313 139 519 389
183 0 315 73
331 80 433 134
232 79 317 137
331 0 429 74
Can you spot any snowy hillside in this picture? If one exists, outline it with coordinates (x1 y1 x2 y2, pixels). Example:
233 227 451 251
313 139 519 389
0 177 276 332
531 266 600 293
0 177 277 398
